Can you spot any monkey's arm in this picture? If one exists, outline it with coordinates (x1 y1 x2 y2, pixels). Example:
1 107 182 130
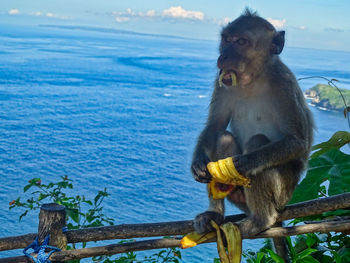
191 84 232 183
233 134 307 175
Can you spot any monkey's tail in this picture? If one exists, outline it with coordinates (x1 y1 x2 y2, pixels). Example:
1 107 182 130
272 222 291 263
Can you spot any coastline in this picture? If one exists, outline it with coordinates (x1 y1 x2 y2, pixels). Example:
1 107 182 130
304 84 350 112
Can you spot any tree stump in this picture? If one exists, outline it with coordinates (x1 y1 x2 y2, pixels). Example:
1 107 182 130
38 203 67 262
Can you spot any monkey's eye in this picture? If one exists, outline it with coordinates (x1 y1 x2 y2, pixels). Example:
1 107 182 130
236 38 247 46
225 36 234 43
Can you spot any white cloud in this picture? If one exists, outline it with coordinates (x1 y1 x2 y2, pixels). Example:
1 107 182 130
267 18 286 29
113 6 205 23
298 25 306 30
162 6 204 21
8 9 20 15
214 17 232 26
146 10 156 17
30 11 69 20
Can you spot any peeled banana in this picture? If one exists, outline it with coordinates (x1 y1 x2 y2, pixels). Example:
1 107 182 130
219 71 237 87
206 157 250 199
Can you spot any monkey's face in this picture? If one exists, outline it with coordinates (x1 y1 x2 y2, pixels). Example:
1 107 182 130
217 16 285 87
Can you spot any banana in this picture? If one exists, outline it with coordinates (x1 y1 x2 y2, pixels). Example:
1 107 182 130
181 222 242 262
231 72 237 86
206 157 250 199
219 71 225 87
218 71 237 88
208 181 234 200
220 222 242 263
180 231 217 249
211 221 230 263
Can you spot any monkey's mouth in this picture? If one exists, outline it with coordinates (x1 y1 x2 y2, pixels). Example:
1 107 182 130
219 70 237 87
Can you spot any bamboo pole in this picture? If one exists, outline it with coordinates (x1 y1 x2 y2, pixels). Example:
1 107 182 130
0 193 349 252
1 219 349 263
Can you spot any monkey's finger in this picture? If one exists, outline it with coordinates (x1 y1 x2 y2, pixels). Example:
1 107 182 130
192 161 212 183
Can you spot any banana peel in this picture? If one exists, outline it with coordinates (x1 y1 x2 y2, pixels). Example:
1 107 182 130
207 157 250 200
211 220 242 263
219 71 237 88
180 221 242 263
180 231 216 249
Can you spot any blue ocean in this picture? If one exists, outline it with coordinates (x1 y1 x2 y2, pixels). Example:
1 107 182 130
0 24 350 262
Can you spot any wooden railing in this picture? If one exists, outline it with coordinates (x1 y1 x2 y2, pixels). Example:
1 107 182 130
1 193 350 262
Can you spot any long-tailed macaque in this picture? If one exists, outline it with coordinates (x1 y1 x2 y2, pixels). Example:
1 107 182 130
191 9 314 260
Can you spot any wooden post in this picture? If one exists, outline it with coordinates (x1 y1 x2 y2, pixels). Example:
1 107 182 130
38 203 67 262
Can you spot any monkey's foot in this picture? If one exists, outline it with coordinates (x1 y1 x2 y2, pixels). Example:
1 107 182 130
194 211 224 234
238 217 270 238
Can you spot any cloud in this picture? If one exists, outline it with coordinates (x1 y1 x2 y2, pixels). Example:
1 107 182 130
298 25 306 30
32 11 69 19
162 6 204 21
8 9 20 15
267 18 286 29
113 6 205 23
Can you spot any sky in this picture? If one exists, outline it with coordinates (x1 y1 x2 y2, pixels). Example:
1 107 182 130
1 0 350 51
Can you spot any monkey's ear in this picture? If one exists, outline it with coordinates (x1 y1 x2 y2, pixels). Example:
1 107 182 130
271 31 285 55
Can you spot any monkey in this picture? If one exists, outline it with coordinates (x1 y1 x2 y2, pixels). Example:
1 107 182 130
191 9 314 261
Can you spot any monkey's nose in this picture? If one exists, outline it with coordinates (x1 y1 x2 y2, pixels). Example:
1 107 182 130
217 55 227 69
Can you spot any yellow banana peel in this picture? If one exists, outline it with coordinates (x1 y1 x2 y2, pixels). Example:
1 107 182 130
180 231 216 249
211 221 230 263
180 223 242 262
219 71 237 88
207 157 250 200
221 222 242 263
211 221 242 263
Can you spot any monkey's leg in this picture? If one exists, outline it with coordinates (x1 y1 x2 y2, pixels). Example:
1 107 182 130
272 222 291 263
194 131 241 234
239 134 293 262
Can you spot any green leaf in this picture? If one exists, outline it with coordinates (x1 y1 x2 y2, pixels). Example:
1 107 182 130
296 255 320 263
266 249 285 263
325 150 350 195
295 248 318 260
289 154 329 203
286 236 296 260
256 252 265 263
66 208 80 224
19 210 28 221
311 131 350 159
23 178 41 192
290 148 350 204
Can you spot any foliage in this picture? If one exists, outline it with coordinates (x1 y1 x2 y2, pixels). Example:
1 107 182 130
9 175 114 228
10 176 182 263
243 130 350 262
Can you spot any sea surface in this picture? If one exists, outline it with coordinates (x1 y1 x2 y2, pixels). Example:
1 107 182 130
0 24 350 262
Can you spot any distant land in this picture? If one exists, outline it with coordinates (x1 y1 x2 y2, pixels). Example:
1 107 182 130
305 84 350 111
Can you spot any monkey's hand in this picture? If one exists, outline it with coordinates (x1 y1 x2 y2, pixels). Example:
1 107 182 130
191 158 212 183
194 211 224 234
232 154 254 176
